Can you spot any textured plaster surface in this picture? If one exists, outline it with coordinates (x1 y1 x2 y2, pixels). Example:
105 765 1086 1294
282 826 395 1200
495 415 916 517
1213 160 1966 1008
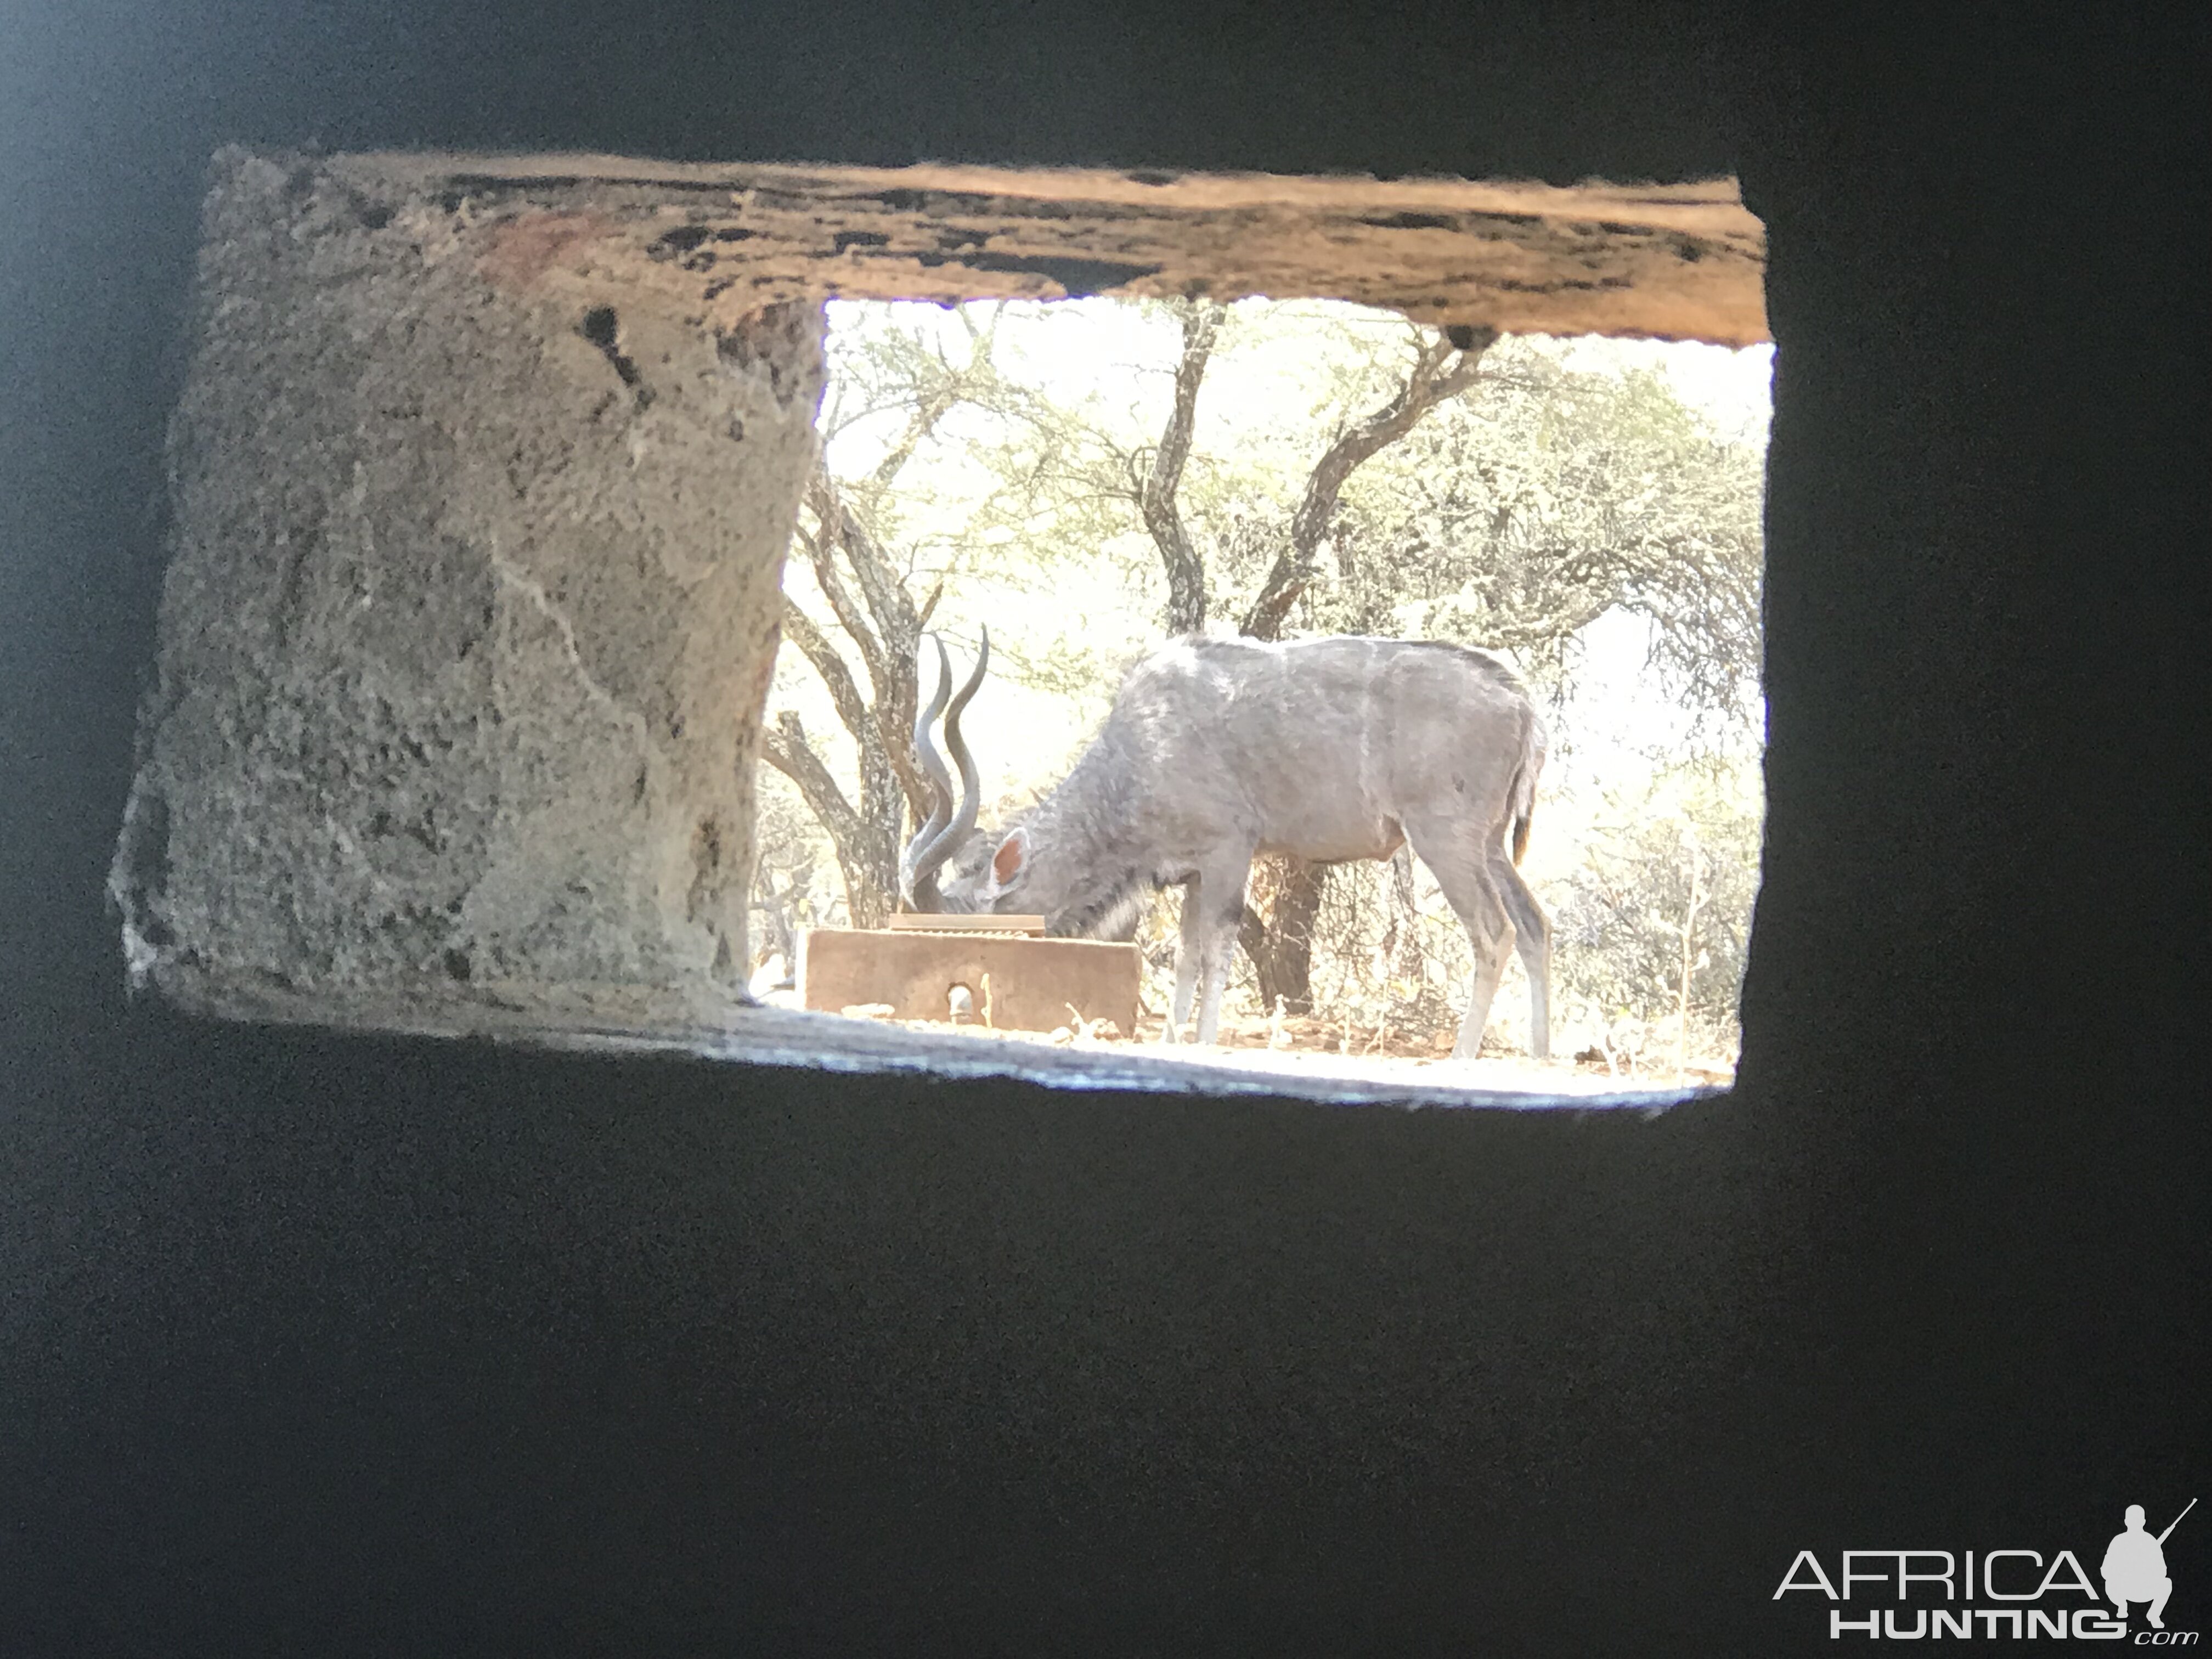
112 149 826 1019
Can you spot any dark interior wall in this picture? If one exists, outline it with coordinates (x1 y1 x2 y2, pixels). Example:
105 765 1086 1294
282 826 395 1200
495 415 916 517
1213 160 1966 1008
4 5 2204 1654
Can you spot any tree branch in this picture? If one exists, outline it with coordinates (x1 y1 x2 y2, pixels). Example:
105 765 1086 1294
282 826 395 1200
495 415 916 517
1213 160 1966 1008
1135 299 1223 635
780 598 878 753
805 471 942 820
811 470 923 659
1242 326 1497 641
760 712 864 854
864 381 962 504
803 474 887 657
855 306 1002 509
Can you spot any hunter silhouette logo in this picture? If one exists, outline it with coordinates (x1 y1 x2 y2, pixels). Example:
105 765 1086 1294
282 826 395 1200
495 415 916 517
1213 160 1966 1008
2106 1500 2193 1630
1775 1498 2199 1641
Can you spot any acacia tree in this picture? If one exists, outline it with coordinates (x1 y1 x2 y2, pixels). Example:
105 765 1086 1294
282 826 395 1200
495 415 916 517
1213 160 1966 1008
1115 302 1496 1012
1299 342 1766 727
761 307 1026 926
1278 342 1767 1049
760 471 934 928
1129 301 1224 635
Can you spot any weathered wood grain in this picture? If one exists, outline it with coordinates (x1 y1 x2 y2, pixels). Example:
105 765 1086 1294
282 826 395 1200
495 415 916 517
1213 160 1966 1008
328 150 1768 343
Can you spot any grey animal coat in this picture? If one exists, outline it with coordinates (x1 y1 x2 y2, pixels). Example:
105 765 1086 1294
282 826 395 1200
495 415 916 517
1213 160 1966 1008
913 635 1551 1058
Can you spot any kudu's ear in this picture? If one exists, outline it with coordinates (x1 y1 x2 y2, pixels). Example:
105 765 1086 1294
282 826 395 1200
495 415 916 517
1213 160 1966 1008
991 830 1027 888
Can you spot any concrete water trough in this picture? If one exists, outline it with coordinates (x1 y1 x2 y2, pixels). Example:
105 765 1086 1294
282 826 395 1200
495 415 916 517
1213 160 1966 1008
798 915 1142 1035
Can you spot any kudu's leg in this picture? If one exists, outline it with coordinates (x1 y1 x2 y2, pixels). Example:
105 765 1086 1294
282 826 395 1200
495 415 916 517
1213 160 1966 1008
1404 815 1515 1060
1492 854 1551 1061
1161 857 1252 1045
1191 854 1252 1046
1165 888 1200 1043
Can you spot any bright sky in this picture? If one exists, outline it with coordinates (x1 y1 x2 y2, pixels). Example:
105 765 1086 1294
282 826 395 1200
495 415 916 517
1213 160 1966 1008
830 297 1773 462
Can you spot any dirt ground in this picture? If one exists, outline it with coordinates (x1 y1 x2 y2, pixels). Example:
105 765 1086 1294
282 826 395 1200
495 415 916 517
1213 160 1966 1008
821 1002 1736 1096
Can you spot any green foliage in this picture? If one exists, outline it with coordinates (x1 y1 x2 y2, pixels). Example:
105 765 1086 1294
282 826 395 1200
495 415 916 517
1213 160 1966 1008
1291 340 1767 729
810 301 1166 697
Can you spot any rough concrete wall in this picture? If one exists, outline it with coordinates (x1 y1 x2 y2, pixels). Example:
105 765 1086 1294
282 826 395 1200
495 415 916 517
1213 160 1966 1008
111 149 826 1023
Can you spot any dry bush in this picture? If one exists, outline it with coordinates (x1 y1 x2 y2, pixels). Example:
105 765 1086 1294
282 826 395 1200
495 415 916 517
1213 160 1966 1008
1548 760 1760 1071
750 769 847 973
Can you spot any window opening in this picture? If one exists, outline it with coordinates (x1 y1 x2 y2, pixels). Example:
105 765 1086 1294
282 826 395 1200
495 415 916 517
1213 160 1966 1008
111 150 1768 1108
757 298 1770 1099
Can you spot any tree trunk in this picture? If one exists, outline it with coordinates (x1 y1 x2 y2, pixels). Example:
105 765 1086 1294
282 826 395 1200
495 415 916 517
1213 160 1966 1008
1233 329 1497 1007
1237 855 1327 1015
767 314 1018 930
1126 317 1493 1013
1135 300 1224 636
760 709 901 929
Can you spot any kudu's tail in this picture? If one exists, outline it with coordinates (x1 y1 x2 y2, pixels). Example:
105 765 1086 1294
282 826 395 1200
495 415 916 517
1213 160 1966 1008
1506 712 1547 866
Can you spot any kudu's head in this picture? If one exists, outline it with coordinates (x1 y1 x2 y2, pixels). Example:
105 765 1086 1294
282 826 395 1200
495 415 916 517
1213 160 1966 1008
906 629 1138 932
901 628 993 913
901 628 1058 919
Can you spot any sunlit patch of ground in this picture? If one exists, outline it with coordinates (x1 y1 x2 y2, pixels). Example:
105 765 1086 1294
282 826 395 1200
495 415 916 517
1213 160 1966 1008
802 1001 1735 1095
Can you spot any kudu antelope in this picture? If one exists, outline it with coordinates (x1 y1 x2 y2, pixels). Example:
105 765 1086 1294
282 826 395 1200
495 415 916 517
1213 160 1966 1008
901 631 1551 1059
